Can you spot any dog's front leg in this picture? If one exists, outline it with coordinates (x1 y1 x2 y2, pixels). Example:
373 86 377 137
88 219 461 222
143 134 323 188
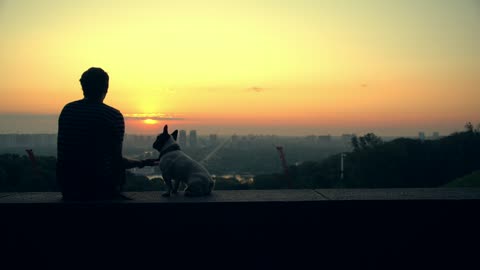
162 175 173 197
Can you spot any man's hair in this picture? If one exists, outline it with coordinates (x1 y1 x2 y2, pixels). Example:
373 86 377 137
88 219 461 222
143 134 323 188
79 67 109 99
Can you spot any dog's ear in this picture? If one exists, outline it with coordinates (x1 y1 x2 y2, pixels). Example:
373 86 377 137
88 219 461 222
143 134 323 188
163 125 168 134
172 130 178 141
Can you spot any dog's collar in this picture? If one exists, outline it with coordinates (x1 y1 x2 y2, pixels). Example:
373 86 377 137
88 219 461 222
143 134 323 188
159 144 181 159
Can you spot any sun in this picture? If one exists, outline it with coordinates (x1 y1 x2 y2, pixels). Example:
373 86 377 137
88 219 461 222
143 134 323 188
143 119 159 125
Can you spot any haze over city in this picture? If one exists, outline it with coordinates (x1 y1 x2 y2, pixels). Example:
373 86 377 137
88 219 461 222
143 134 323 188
1 0 479 136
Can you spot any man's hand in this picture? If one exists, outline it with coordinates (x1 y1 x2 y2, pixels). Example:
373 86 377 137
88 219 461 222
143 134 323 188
138 158 159 168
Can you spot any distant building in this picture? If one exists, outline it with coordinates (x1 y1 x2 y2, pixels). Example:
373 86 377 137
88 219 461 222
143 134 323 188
179 130 187 147
32 135 42 147
189 130 198 147
48 134 57 146
231 134 239 146
0 134 16 147
341 134 356 142
209 134 218 145
35 134 56 147
317 135 332 143
145 135 155 146
432 132 440 140
305 135 316 144
124 134 132 145
419 132 426 141
125 135 143 147
15 134 33 147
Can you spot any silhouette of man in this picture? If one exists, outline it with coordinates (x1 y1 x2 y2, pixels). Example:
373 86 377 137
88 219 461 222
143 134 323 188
57 67 155 200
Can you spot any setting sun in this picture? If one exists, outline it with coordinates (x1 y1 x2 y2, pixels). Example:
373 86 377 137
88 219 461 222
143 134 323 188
0 0 479 135
143 119 159 125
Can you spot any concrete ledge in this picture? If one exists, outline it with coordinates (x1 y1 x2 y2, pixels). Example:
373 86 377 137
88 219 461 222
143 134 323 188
2 189 479 228
0 189 325 203
315 187 480 200
2 188 480 203
1 189 479 268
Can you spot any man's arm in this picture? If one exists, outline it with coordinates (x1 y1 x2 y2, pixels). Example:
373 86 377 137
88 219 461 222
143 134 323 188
123 157 143 169
122 157 158 169
113 112 157 169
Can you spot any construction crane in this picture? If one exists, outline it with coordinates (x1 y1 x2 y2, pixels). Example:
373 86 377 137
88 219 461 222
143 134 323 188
25 149 41 178
275 146 292 188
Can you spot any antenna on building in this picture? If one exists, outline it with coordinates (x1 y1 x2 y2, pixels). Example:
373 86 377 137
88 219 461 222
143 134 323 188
340 153 346 180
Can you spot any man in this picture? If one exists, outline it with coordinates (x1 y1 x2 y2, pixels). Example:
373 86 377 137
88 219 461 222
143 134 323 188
57 67 155 200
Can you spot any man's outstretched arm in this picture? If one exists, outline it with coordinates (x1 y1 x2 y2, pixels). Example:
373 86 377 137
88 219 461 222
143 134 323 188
122 157 158 169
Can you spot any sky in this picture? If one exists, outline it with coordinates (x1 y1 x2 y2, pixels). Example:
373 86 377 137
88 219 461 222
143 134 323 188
0 0 479 136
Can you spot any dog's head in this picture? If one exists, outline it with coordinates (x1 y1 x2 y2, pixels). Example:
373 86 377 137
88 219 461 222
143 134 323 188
153 125 178 152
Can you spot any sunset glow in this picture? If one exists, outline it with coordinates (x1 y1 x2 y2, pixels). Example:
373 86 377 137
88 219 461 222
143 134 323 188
1 0 479 135
143 119 159 125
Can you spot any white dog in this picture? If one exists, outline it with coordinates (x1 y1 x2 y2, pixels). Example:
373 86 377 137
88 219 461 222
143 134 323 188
153 125 215 197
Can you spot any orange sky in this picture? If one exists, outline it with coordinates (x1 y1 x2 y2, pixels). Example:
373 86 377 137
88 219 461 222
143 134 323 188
0 0 479 135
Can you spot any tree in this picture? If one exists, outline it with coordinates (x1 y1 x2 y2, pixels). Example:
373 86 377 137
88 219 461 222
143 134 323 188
351 136 360 151
351 133 383 151
465 122 474 133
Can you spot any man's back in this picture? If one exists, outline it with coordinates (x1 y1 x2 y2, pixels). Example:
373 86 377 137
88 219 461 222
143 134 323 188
57 99 125 200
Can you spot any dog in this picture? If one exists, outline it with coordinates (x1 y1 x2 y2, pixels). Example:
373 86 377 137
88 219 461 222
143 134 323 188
153 125 215 197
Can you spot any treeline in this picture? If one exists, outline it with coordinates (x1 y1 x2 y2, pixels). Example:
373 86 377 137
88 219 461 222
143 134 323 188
184 139 349 175
0 153 255 192
0 154 57 192
0 153 163 192
254 122 480 189
1 123 479 191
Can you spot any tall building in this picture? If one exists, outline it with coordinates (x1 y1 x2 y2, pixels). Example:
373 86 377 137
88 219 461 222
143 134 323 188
432 132 440 140
189 130 197 147
209 134 218 146
179 130 187 147
419 132 426 141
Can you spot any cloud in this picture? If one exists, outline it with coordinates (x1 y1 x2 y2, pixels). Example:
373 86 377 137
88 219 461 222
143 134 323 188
247 86 265 93
124 113 184 121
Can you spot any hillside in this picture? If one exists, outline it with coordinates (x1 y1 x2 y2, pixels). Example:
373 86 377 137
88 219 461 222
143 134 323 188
444 171 480 188
254 126 480 189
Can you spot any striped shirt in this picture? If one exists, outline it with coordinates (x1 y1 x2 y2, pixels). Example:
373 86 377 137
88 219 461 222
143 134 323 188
57 99 125 200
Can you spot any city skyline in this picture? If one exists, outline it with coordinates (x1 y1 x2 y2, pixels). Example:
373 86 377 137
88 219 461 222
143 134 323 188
0 113 454 137
0 114 464 137
0 111 458 137
0 129 443 144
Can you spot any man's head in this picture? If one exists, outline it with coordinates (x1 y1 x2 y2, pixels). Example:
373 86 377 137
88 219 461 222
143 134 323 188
79 67 109 100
